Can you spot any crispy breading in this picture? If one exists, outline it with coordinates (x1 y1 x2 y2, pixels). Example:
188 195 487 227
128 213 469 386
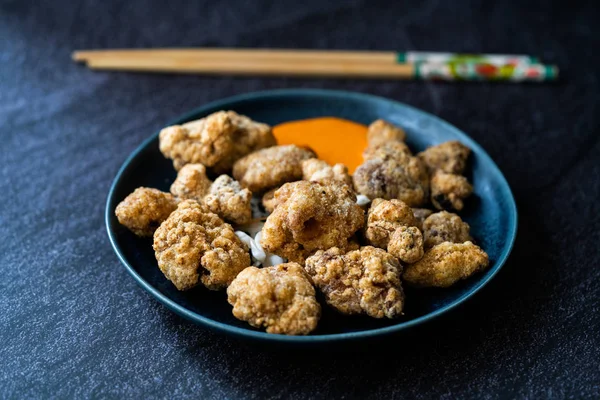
170 164 212 202
363 141 412 162
422 211 472 249
170 165 252 225
153 200 250 291
388 226 424 264
365 199 418 249
417 140 471 175
232 145 315 192
403 241 489 287
301 158 353 187
203 175 252 225
261 188 279 213
430 170 473 211
227 263 321 335
353 157 429 207
304 246 404 318
115 187 178 237
260 181 365 263
366 119 406 146
159 110 276 173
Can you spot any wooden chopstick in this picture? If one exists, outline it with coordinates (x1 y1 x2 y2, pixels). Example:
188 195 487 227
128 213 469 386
73 48 399 64
84 57 416 79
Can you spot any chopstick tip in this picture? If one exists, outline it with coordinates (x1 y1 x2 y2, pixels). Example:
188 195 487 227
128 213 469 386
71 51 86 62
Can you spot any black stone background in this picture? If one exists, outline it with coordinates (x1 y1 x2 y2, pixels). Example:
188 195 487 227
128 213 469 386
1 0 599 398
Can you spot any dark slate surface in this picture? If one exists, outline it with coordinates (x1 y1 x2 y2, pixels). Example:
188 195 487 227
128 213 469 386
1 0 598 398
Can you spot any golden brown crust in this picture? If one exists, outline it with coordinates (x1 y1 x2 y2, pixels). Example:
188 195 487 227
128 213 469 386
203 175 253 225
411 208 434 231
115 187 178 237
423 211 472 249
367 119 407 146
417 140 471 175
430 171 473 211
153 200 250 291
403 241 489 287
301 158 353 187
227 263 321 335
170 164 212 202
365 199 418 249
171 165 252 225
260 181 365 263
304 246 404 318
353 157 429 207
232 145 316 192
159 111 276 173
388 226 424 264
363 141 412 163
261 187 279 213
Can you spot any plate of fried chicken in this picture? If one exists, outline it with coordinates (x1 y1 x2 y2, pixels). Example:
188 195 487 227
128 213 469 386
106 89 517 342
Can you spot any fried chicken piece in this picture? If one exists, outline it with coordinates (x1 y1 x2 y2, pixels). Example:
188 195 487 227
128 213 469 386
363 141 412 162
115 187 178 237
388 226 424 264
264 178 356 215
153 200 250 291
159 110 276 173
430 170 473 211
260 181 365 263
305 246 404 318
367 119 407 146
365 199 418 249
232 145 316 192
171 165 252 224
261 188 279 213
170 164 212 202
353 157 429 207
417 140 471 175
411 208 433 231
403 241 489 287
203 175 252 225
301 158 353 187
364 119 411 163
422 211 472 249
227 263 321 335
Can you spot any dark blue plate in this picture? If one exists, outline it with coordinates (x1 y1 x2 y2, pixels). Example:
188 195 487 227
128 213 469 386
106 89 517 343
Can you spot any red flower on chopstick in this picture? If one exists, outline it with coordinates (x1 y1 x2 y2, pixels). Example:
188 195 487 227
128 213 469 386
475 64 498 77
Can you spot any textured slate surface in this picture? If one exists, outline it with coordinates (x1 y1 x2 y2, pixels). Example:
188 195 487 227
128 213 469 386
1 0 598 398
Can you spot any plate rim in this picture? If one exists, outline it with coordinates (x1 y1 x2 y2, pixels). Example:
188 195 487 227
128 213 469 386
106 88 518 343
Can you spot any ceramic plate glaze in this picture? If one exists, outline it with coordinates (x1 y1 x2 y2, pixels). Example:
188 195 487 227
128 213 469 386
106 89 517 343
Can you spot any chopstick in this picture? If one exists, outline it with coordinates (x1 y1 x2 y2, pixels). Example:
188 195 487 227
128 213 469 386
73 48 558 81
84 57 417 78
73 48 538 65
73 48 400 64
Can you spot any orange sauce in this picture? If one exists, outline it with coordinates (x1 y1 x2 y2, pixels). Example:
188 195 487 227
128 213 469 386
272 117 367 173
